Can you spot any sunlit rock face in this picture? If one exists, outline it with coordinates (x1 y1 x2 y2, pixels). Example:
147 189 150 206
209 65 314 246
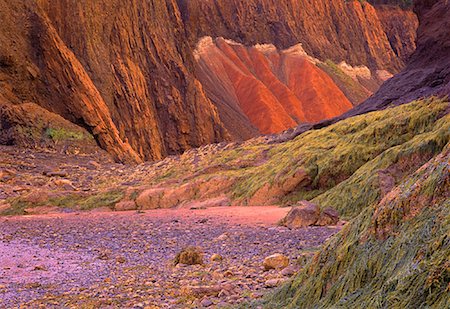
0 0 418 160
195 37 353 136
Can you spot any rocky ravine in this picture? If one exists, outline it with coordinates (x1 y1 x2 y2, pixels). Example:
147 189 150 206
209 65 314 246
0 0 418 162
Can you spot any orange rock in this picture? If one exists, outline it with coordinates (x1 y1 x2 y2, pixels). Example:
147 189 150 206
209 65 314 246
282 201 321 228
115 201 137 211
195 38 353 134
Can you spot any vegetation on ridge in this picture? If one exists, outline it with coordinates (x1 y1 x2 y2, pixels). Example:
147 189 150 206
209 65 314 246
264 143 449 308
2 97 448 216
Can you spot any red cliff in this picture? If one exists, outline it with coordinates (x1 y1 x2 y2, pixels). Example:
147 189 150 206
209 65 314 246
195 38 353 136
0 0 418 161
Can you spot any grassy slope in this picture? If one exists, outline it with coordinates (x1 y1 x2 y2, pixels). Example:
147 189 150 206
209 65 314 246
149 97 449 206
3 97 449 215
265 143 449 308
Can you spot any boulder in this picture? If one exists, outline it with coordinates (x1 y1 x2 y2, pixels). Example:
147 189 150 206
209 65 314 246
174 246 204 265
281 265 299 277
263 253 289 270
24 206 61 215
249 168 311 205
316 207 340 226
135 188 165 209
283 201 320 228
115 201 137 211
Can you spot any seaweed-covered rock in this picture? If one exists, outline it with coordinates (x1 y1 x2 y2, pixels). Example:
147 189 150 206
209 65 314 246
283 201 320 228
316 208 340 226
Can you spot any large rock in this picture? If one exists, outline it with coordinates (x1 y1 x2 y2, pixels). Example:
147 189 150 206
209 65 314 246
249 169 311 205
316 208 340 226
263 253 289 270
283 201 320 228
114 201 137 211
174 246 204 266
135 188 165 209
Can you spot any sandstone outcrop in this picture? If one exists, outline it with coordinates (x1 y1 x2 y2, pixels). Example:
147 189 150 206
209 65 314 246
180 0 415 72
0 0 418 161
195 38 353 136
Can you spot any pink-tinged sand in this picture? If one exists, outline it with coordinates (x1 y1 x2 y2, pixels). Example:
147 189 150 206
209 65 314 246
0 206 291 227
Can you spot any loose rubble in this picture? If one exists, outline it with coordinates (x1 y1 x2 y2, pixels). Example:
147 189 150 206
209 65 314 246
0 208 340 308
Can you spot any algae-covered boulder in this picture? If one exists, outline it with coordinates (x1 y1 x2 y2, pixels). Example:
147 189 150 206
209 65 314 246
282 201 320 228
316 207 340 226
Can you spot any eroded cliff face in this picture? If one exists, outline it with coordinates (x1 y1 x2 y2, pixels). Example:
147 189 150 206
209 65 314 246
344 0 450 118
0 0 418 161
179 0 414 72
0 0 229 162
36 0 230 161
375 6 418 63
194 38 353 137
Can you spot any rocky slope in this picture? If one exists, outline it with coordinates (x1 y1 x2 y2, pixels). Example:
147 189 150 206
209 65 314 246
180 0 416 72
311 0 449 128
0 0 418 161
261 1 450 307
194 38 353 137
2 98 447 214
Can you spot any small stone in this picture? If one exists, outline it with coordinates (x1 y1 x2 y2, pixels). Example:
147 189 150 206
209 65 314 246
0 203 11 213
181 285 222 297
263 253 289 270
265 278 285 287
98 250 111 260
43 170 68 178
33 265 48 271
87 161 101 170
54 179 75 190
215 233 229 241
281 265 298 277
200 298 213 307
116 256 127 264
210 254 223 262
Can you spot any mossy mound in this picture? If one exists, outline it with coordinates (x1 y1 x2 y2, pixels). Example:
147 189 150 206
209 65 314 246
2 190 124 216
147 97 449 209
263 144 450 308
